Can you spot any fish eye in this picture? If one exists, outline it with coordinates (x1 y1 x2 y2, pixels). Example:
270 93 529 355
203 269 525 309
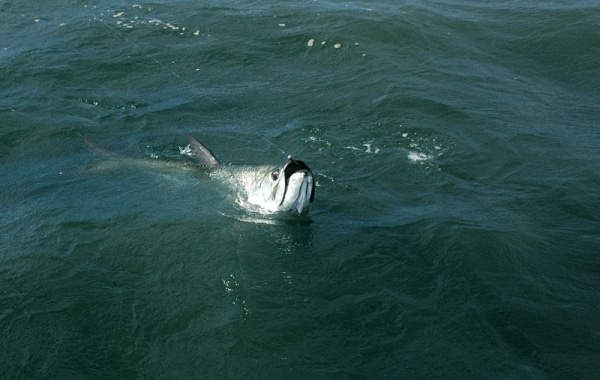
271 171 279 180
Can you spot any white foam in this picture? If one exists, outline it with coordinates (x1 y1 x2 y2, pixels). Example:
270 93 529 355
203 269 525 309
408 151 433 162
363 143 380 154
344 143 380 154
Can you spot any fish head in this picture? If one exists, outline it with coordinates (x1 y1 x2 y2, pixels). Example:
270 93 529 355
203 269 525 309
250 158 315 214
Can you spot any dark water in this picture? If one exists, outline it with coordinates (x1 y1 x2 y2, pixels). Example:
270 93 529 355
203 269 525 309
2 1 600 378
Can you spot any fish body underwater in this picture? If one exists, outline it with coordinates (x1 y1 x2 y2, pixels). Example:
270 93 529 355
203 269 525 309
80 134 315 215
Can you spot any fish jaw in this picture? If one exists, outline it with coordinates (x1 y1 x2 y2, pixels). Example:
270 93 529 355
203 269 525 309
280 170 313 214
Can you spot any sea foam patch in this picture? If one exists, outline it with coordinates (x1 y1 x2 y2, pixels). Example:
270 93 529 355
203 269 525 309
102 6 202 36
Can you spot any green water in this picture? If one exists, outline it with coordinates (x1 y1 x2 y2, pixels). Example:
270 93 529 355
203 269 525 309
1 1 599 378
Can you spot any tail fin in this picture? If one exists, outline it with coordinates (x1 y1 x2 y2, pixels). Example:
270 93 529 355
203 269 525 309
78 132 117 156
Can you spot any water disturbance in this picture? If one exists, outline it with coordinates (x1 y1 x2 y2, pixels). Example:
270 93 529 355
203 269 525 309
1 1 599 378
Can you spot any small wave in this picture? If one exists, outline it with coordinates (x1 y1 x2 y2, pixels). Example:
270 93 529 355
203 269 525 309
344 143 380 154
407 151 433 162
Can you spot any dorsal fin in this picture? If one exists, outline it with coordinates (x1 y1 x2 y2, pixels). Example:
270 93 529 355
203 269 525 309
185 135 220 166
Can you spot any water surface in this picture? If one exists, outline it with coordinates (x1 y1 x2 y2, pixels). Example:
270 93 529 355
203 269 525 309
1 1 599 378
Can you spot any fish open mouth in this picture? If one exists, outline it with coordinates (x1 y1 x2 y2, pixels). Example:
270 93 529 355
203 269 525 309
282 158 315 205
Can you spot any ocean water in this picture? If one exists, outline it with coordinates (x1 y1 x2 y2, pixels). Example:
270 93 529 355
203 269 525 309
1 1 599 378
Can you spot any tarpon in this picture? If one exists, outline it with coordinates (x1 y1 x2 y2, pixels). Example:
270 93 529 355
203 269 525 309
180 135 314 214
80 133 315 215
